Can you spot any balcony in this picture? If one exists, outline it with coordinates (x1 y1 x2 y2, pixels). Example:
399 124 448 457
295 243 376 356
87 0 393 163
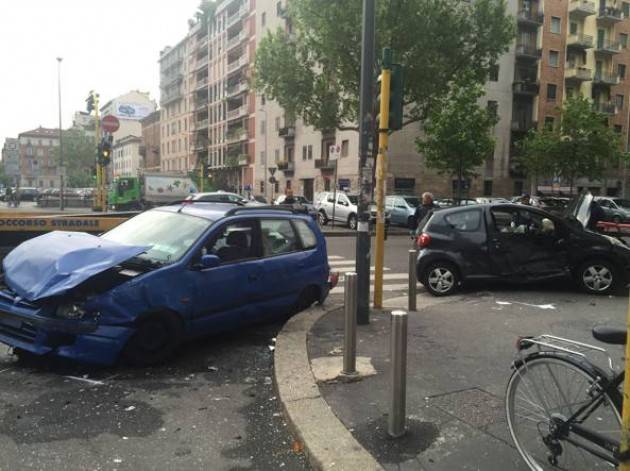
597 7 623 24
195 76 209 90
511 119 537 132
195 118 209 131
162 72 183 88
278 126 296 138
569 0 597 17
567 33 594 49
160 89 183 106
195 55 209 71
226 128 248 144
593 101 617 114
225 81 249 98
516 9 544 27
593 71 620 85
277 160 295 173
226 5 248 28
194 98 208 111
515 43 541 60
238 154 250 166
314 158 337 171
227 53 249 73
227 106 248 121
565 66 593 82
512 81 539 95
227 31 247 51
595 40 621 55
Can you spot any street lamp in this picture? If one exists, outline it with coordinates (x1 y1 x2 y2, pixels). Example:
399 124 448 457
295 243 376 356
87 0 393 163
259 106 268 201
57 57 65 210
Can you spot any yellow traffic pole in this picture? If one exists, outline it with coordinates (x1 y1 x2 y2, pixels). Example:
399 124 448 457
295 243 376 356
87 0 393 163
620 288 630 470
373 50 392 309
93 92 102 212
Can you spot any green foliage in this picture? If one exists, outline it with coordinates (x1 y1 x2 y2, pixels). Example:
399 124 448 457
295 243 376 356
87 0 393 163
519 96 625 184
254 0 515 132
50 128 96 188
416 84 498 181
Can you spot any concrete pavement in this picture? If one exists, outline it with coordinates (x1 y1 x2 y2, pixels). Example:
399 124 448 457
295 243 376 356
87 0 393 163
275 288 627 470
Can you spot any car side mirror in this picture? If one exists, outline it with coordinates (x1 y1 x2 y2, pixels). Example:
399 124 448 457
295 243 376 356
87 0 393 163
200 254 221 269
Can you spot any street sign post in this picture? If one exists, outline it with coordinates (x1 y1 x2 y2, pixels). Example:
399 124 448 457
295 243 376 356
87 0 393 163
101 115 120 134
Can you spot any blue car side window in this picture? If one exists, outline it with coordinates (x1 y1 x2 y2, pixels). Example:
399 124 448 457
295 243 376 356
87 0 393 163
207 221 256 264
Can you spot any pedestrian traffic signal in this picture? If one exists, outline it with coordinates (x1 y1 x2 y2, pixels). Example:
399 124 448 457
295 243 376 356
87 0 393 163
376 64 404 132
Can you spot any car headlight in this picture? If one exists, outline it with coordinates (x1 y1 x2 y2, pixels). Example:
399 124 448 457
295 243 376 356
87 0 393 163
56 303 86 320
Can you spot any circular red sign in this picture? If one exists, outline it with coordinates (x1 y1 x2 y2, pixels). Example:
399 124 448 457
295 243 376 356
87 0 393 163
101 115 120 133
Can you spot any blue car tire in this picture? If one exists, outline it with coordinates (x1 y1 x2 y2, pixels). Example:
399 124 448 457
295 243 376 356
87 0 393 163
122 312 183 366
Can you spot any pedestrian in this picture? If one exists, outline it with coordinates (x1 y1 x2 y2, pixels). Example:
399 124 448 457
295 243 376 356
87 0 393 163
412 192 438 232
588 199 605 231
284 188 296 205
519 193 531 205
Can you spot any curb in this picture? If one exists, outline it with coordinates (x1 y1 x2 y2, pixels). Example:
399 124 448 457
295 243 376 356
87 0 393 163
274 304 384 471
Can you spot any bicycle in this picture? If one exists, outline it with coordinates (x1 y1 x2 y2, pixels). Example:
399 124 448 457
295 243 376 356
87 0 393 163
506 327 627 470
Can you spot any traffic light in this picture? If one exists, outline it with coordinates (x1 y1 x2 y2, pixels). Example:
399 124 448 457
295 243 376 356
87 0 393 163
376 63 404 131
86 91 95 113
98 135 113 166
202 165 209 177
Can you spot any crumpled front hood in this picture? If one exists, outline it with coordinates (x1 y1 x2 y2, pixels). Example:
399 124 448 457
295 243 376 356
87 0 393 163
2 231 149 301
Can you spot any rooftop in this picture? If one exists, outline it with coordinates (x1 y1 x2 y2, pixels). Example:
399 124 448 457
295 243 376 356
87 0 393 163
18 127 59 138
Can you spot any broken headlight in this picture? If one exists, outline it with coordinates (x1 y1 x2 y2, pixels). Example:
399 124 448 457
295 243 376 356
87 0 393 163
56 303 87 320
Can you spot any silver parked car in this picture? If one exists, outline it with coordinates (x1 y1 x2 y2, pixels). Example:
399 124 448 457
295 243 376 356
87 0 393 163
385 195 420 227
315 192 391 229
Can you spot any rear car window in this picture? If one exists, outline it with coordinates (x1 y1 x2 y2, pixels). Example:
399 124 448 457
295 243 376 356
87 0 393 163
294 220 317 249
261 219 299 256
443 209 481 232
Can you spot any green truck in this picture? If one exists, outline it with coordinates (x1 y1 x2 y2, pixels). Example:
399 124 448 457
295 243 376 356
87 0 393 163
108 174 198 210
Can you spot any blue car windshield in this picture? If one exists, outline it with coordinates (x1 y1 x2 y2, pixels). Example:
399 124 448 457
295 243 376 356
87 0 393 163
101 210 213 264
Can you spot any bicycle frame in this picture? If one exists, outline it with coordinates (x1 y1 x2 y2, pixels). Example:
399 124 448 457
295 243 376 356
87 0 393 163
517 335 625 465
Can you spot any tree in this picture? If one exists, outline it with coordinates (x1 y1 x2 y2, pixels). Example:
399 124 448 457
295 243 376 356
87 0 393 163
50 128 96 188
415 84 498 201
518 96 624 193
254 0 514 134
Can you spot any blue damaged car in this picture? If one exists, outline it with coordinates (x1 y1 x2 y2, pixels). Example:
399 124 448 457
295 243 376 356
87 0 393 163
0 204 333 366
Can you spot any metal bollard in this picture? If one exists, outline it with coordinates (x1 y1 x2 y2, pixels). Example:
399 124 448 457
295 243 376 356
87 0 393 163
408 249 418 312
388 310 408 438
342 272 358 376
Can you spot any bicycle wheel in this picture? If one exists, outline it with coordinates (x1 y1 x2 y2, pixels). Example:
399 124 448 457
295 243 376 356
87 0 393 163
506 356 621 470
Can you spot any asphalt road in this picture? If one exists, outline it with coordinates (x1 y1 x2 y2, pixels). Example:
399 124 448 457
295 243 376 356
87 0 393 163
0 321 309 471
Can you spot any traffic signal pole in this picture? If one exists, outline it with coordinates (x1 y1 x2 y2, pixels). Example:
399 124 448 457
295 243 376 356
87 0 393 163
374 49 392 308
356 0 375 325
94 94 104 211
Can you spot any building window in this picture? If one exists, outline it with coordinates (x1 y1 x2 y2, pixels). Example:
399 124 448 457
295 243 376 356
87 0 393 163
616 94 624 109
307 145 313 160
261 12 266 27
302 145 307 160
615 124 623 134
624 2 630 19
487 100 498 118
621 33 629 48
550 16 561 34
275 117 280 131
547 84 557 101
570 22 578 35
549 50 559 67
274 149 280 162
261 95 266 105
619 64 627 80
341 139 349 157
277 1 283 15
260 120 266 135
286 180 292 189
544 116 555 129
489 64 499 82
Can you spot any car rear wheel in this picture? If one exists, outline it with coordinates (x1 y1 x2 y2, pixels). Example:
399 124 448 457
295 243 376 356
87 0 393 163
347 214 358 230
123 312 183 367
318 211 328 226
292 286 320 314
421 262 459 296
576 260 618 295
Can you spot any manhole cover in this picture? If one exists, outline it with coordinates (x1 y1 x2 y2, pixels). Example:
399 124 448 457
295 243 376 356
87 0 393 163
428 388 503 429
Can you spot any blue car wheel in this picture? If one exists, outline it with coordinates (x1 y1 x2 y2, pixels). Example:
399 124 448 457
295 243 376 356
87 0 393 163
122 312 183 366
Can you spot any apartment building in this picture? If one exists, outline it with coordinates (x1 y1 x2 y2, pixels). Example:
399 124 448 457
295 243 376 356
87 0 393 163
140 110 161 172
159 39 191 173
112 135 143 178
17 127 61 189
100 91 157 144
1 138 20 185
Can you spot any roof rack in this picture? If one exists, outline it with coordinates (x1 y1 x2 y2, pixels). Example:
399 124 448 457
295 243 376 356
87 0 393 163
224 205 309 217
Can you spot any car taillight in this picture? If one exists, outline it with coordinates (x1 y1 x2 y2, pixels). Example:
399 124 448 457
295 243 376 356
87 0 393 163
328 272 339 288
416 233 431 249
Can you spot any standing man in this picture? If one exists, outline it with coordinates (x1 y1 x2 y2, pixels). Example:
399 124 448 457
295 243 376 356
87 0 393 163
284 188 296 205
412 192 438 231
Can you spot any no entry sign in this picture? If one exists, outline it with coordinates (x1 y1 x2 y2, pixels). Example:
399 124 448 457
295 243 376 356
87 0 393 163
101 115 120 133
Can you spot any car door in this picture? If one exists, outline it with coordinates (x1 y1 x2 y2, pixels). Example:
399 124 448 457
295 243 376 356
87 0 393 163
336 194 351 222
488 207 568 279
249 217 310 321
187 219 263 334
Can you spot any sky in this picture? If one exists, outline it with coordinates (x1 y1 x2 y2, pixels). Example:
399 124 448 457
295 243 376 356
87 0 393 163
0 0 201 146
